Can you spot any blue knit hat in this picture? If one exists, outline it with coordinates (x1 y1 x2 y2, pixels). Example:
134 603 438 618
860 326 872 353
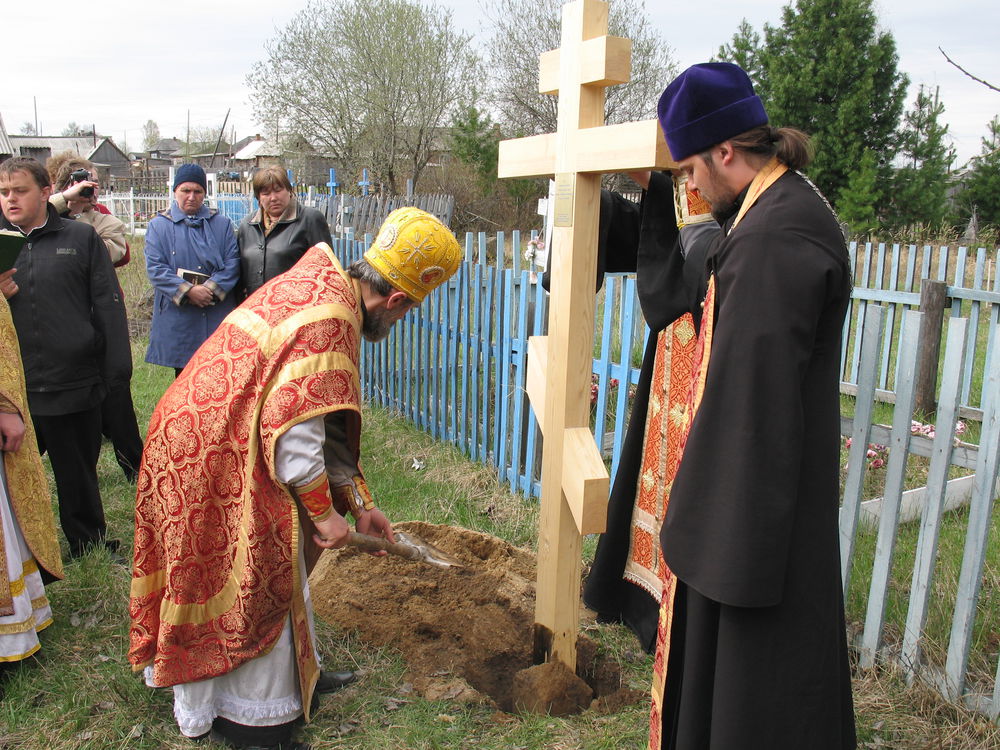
657 62 768 161
173 163 207 191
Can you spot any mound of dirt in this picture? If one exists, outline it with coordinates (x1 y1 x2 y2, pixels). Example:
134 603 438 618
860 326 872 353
309 521 644 714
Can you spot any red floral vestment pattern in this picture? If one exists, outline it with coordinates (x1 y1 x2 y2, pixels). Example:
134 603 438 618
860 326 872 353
648 276 716 750
129 243 363 718
624 314 698 600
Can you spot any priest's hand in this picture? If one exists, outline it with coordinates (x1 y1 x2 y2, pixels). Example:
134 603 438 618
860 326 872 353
0 411 25 453
355 507 395 550
313 512 350 549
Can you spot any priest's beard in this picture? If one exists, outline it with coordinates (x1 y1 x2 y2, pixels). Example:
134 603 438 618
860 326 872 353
361 306 394 342
701 156 740 225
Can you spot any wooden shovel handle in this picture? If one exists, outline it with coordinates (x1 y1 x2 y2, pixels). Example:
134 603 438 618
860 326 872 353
346 531 420 560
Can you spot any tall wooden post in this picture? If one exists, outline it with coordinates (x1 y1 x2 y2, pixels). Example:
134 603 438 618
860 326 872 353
497 0 674 671
915 279 947 416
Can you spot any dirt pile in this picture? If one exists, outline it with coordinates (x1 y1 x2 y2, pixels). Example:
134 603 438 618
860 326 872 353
309 521 644 714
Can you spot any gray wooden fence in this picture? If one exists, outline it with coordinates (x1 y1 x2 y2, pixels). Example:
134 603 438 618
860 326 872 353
840 305 1000 723
329 193 455 235
842 241 1000 417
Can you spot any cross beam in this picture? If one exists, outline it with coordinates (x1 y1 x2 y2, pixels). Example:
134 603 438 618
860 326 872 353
498 0 674 671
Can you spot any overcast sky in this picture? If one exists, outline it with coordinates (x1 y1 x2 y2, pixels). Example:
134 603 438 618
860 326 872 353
3 0 996 166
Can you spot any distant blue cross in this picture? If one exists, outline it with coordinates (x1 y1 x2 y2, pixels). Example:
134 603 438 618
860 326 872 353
358 168 370 197
327 168 340 196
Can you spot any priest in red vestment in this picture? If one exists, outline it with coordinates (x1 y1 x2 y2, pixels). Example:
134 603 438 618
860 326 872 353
129 207 462 750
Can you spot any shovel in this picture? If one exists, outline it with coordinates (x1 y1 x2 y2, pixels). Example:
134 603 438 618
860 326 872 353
345 530 464 569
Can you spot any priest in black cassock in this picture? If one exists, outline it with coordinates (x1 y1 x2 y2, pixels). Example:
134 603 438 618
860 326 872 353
581 63 857 749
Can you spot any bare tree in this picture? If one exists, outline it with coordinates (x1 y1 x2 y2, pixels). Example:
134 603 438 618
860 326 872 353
939 48 1000 94
61 122 93 137
184 125 230 154
483 0 678 135
19 122 37 135
247 0 480 193
142 120 162 151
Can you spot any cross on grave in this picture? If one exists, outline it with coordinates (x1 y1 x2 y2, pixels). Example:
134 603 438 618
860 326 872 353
358 168 371 196
327 168 340 196
497 0 674 671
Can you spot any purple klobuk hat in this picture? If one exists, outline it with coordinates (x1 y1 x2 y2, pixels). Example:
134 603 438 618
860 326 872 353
657 62 768 161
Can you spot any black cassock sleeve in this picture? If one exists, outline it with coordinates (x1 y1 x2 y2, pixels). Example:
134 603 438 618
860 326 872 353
580 173 720 648
543 171 716 330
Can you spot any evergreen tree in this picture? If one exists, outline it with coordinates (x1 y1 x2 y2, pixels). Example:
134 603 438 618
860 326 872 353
890 86 955 230
715 20 767 99
449 105 500 190
838 148 880 235
953 116 1000 228
757 0 908 210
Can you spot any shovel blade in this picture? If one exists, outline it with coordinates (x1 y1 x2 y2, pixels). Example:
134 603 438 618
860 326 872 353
395 531 464 569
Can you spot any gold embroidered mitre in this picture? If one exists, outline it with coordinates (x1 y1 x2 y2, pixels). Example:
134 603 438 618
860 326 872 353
363 207 462 302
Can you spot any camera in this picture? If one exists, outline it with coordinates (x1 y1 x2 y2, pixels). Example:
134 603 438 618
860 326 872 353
69 168 95 198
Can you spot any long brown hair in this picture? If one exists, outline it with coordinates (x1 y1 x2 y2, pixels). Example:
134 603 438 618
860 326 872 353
728 125 813 171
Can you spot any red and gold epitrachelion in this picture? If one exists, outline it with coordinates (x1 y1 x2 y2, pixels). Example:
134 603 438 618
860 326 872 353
646 277 716 750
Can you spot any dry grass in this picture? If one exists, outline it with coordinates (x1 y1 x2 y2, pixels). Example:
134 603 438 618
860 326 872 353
853 663 1000 749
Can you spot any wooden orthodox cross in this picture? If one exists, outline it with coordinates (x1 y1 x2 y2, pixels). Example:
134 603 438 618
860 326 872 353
497 0 674 670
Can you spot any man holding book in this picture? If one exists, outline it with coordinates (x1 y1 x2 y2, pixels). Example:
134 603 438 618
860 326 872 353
144 163 240 376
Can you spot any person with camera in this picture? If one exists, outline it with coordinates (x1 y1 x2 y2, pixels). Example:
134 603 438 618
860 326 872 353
47 155 127 265
0 157 130 563
45 155 144 484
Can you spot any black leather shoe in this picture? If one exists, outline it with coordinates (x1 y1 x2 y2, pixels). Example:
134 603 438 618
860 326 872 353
315 670 357 694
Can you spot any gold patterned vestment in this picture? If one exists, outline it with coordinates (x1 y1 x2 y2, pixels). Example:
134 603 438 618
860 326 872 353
0 295 63 615
129 243 363 717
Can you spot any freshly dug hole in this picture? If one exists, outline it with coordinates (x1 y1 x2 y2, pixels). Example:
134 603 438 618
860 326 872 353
309 521 645 714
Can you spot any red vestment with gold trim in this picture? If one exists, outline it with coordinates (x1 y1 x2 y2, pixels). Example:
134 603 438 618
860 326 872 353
129 243 362 715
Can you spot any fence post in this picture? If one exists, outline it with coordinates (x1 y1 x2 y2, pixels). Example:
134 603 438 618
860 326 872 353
914 279 947 416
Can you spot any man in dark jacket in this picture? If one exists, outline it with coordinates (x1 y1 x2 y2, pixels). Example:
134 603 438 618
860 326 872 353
237 166 333 299
0 157 131 561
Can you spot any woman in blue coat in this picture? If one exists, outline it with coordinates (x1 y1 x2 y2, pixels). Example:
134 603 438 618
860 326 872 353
145 164 240 375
